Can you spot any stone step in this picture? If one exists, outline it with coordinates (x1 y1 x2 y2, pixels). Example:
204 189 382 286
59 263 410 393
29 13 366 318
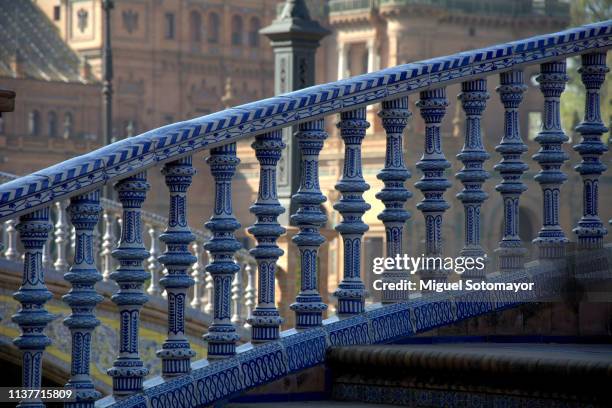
327 343 612 407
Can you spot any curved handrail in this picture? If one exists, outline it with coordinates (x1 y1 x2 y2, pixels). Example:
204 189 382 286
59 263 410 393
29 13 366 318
0 20 610 221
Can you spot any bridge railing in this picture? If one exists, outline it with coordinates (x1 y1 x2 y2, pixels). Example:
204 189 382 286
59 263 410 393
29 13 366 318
0 20 610 407
0 171 257 328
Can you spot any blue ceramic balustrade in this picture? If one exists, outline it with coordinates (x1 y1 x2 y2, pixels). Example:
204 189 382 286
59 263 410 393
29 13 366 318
65 190 104 407
290 119 329 328
204 143 242 358
533 60 570 259
376 97 412 302
494 70 529 272
573 52 609 249
248 130 286 342
456 79 490 277
13 207 54 408
157 157 197 376
108 172 150 396
416 88 451 281
334 107 370 314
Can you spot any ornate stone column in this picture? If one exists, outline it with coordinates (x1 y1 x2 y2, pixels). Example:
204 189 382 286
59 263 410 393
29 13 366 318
495 70 529 272
157 157 197 376
248 130 286 341
290 119 328 328
333 107 370 314
456 79 490 277
377 97 412 302
416 88 451 281
13 208 54 408
533 60 569 259
204 144 241 358
64 190 103 407
108 172 150 396
573 52 609 249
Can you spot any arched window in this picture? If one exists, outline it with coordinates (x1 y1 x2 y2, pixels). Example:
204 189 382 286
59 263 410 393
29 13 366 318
231 15 243 46
63 112 73 139
208 12 220 43
28 110 40 136
190 10 202 43
48 111 57 137
248 17 260 47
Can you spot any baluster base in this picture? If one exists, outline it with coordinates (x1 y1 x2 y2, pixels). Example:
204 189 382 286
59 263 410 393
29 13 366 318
334 283 367 315
495 244 527 272
157 343 196 377
64 382 101 408
108 362 148 396
204 326 239 359
248 309 283 343
534 238 568 259
574 218 607 250
291 297 327 328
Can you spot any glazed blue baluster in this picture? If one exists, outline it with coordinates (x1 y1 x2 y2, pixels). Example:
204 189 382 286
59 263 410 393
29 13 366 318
13 208 54 408
416 88 451 281
456 79 490 277
157 157 196 376
333 108 370 314
573 52 609 249
108 172 150 396
495 70 529 272
64 191 103 408
290 119 328 328
533 60 569 259
204 143 241 358
376 97 412 303
247 130 286 341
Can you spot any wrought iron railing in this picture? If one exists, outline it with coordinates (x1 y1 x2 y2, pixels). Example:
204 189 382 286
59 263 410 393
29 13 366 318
0 20 609 408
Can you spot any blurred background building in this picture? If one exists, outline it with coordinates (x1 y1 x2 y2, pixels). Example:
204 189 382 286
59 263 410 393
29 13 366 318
3 0 611 322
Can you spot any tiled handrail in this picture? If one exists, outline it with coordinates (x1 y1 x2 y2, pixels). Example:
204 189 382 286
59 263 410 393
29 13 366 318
0 20 610 408
0 21 609 221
